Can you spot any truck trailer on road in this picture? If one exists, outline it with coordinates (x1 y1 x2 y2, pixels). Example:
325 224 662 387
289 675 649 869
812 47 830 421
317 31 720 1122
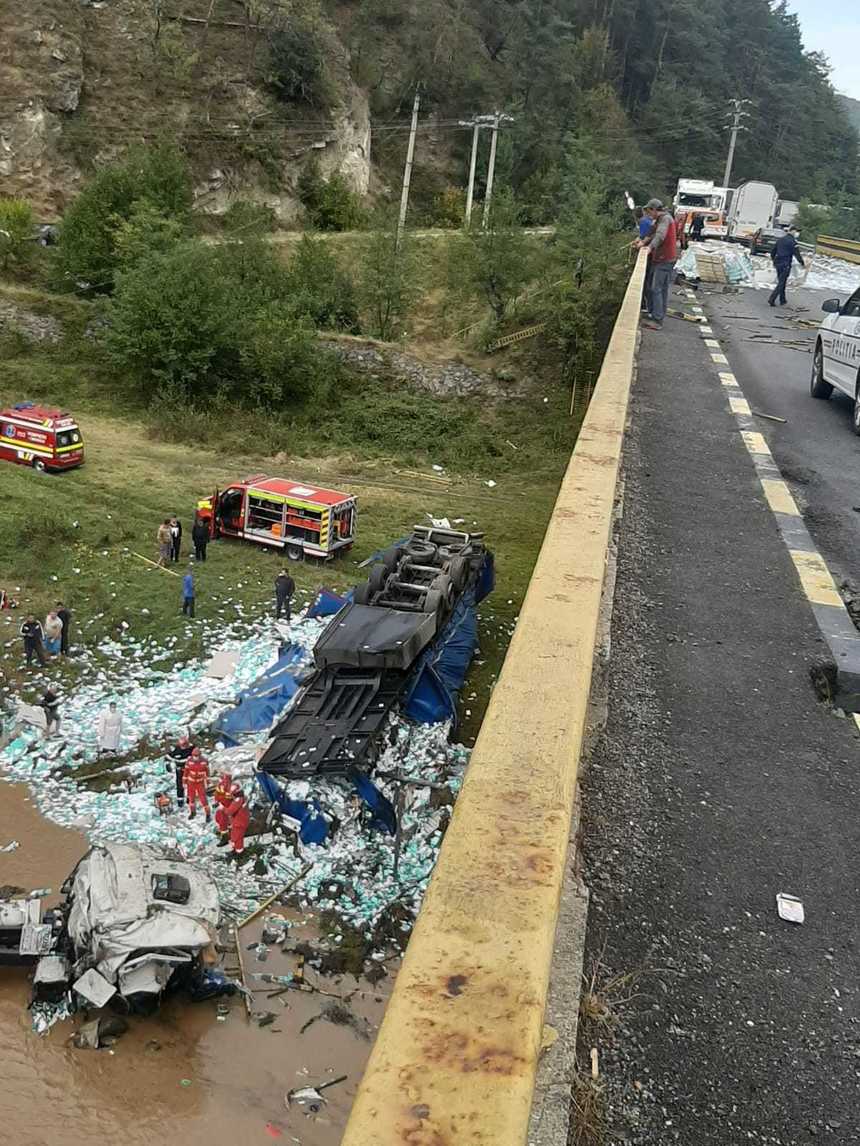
728 181 779 245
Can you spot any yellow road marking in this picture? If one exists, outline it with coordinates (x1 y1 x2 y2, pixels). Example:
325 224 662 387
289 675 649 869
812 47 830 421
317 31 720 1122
789 549 844 608
760 478 800 516
740 430 771 455
729 395 751 415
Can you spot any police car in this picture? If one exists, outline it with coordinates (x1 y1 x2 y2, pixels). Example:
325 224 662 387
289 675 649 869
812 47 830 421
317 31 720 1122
811 287 860 430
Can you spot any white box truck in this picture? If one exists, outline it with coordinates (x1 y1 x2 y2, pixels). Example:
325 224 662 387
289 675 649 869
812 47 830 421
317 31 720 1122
776 199 799 226
728 181 779 244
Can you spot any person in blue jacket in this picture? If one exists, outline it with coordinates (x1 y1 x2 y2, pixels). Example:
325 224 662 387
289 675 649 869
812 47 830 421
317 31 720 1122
769 225 805 307
182 565 195 617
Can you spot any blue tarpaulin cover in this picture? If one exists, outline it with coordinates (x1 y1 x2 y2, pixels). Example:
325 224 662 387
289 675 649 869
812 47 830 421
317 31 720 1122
214 644 307 745
255 771 330 844
307 588 347 618
350 769 397 835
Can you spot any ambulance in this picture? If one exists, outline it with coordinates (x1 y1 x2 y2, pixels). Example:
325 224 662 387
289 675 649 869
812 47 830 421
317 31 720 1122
197 474 357 561
0 402 85 472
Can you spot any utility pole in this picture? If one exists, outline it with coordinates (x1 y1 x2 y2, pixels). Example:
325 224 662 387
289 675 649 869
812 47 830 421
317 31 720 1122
482 112 501 229
397 87 421 250
463 121 481 228
722 98 751 190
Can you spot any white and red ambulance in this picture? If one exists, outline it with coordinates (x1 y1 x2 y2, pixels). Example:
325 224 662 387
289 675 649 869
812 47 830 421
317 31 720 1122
0 403 85 472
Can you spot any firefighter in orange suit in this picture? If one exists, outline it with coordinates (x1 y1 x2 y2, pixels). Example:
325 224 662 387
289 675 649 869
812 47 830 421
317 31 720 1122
213 772 234 844
183 747 211 821
226 785 250 855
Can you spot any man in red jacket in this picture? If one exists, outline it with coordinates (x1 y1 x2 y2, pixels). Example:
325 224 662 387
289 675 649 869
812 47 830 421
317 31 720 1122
213 772 234 844
637 198 678 331
226 784 251 856
183 747 211 822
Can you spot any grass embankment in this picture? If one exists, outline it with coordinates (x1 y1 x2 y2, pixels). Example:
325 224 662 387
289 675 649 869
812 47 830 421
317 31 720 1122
0 282 578 743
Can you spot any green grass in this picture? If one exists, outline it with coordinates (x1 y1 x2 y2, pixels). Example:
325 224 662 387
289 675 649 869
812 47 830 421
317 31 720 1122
0 285 576 742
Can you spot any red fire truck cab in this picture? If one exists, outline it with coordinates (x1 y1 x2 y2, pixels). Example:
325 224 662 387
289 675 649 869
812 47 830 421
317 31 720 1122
0 403 85 473
198 475 357 562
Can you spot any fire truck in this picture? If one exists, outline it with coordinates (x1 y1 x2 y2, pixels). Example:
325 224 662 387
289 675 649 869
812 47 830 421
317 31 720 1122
198 475 357 561
0 403 85 472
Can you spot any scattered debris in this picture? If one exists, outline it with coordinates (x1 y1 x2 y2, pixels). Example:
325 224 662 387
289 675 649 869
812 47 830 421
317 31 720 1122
776 893 804 924
751 411 788 423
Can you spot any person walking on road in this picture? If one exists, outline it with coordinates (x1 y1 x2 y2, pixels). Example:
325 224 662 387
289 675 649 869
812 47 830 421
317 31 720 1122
56 601 71 655
20 615 47 667
97 701 123 756
156 520 172 567
191 516 209 562
169 516 182 563
637 199 678 331
275 569 295 622
769 225 805 307
182 565 196 618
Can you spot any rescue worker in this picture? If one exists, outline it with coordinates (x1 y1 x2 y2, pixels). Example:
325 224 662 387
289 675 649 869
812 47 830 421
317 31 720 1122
691 214 706 241
168 735 195 806
20 615 47 666
184 746 211 821
213 771 234 845
56 601 71 655
637 198 678 331
225 783 251 856
275 569 295 621
191 515 209 562
769 225 805 308
40 689 60 737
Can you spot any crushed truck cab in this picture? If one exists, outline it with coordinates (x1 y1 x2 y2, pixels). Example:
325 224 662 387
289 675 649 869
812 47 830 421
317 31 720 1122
198 475 356 562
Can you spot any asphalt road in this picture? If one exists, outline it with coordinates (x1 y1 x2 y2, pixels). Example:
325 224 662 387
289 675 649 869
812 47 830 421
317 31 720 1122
580 305 860 1145
705 283 860 593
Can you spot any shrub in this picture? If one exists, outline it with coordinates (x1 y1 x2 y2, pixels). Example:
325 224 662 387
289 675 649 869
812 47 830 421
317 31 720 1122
268 2 335 108
447 191 536 322
357 220 419 340
222 199 278 237
288 235 359 330
0 198 35 274
427 186 466 229
298 160 366 231
57 143 192 292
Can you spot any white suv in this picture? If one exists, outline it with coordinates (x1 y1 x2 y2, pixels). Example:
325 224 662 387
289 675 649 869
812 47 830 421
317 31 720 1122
811 288 860 430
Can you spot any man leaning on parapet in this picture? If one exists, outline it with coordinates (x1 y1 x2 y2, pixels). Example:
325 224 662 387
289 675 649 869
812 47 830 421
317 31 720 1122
635 198 677 331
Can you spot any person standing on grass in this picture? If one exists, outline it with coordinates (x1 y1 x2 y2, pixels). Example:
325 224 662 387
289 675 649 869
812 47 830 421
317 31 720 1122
192 515 209 562
275 569 295 621
20 615 47 667
97 701 123 756
56 601 71 655
182 564 196 618
637 198 678 331
170 516 182 563
43 610 63 656
156 519 172 567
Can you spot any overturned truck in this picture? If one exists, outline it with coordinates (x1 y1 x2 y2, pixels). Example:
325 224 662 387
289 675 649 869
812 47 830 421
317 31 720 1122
2 843 227 1018
258 526 494 783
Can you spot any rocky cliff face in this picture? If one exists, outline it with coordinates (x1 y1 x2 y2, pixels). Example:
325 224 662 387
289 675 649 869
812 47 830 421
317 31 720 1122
0 0 371 220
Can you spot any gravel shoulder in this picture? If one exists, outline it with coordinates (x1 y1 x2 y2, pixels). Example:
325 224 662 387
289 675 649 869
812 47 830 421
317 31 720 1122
579 304 860 1146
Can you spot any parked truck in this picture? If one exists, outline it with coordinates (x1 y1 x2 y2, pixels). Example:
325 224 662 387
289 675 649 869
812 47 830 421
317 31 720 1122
673 179 731 237
728 181 779 245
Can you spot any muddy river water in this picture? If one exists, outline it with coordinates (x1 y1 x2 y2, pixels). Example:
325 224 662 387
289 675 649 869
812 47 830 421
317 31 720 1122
0 783 385 1146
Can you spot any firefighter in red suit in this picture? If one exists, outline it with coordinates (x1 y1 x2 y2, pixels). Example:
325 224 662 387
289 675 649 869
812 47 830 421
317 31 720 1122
226 784 250 856
213 772 234 844
183 747 211 821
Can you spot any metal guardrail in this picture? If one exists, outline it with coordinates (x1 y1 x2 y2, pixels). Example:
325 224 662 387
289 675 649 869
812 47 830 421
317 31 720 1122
341 250 648 1146
816 234 860 265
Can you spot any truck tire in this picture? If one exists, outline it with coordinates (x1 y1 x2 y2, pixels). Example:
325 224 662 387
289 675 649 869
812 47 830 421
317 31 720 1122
404 539 437 562
368 564 388 593
380 545 404 571
422 589 444 618
430 573 455 610
446 556 469 591
33 458 46 473
810 345 832 399
353 581 372 605
286 543 303 561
